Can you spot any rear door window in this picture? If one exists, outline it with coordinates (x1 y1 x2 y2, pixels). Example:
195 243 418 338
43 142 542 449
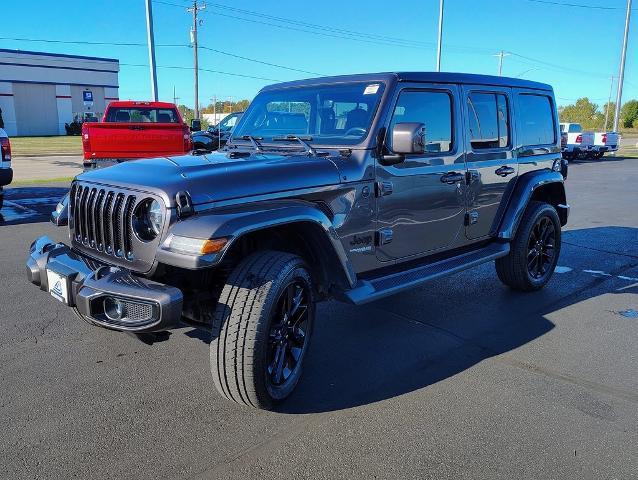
467 93 509 150
518 94 556 146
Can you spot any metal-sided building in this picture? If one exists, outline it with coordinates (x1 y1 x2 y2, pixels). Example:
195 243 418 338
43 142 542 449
0 49 119 136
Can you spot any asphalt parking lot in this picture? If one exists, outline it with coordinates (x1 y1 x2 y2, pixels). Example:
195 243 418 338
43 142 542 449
1 156 637 479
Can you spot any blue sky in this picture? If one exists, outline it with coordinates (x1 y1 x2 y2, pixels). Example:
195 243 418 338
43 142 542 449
2 0 636 108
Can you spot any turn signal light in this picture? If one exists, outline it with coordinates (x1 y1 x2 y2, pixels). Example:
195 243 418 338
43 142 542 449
164 234 229 256
200 238 229 254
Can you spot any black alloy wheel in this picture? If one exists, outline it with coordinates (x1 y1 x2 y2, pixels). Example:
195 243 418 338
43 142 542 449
527 216 556 280
495 201 561 292
267 280 311 388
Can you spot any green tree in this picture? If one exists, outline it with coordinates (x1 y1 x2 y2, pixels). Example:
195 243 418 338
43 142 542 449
559 97 600 130
600 102 616 131
620 100 638 129
177 105 209 128
201 99 251 115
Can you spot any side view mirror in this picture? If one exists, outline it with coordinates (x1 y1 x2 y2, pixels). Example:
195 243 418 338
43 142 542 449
190 119 202 132
392 122 426 154
380 122 426 166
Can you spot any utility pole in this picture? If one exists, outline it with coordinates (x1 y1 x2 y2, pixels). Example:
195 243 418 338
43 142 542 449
436 0 444 72
613 0 632 133
494 51 510 76
145 0 158 101
604 76 615 131
188 1 205 120
212 95 217 123
173 86 179 106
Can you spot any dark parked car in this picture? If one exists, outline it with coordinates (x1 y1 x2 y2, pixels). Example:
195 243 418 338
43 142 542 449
28 72 568 410
0 128 12 210
192 112 243 152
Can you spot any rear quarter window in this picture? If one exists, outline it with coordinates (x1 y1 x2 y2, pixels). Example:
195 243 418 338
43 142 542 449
518 94 556 146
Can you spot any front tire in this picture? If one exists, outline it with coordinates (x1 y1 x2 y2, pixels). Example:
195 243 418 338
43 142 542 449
496 201 561 292
210 251 315 409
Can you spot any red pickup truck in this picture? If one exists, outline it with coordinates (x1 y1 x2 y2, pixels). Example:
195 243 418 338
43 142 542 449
82 101 193 169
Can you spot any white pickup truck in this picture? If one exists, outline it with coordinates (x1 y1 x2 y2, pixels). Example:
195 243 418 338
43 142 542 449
590 131 619 159
560 123 594 160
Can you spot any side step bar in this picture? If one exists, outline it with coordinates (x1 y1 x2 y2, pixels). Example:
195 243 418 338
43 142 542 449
342 242 510 305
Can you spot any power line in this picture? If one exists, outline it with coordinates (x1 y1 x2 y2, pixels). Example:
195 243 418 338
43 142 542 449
198 46 322 75
508 51 611 78
154 0 440 50
0 35 183 47
527 0 636 10
120 62 282 82
200 2 435 48
0 35 315 76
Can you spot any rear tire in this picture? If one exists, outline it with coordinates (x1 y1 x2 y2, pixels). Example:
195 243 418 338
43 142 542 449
496 201 561 292
210 250 315 409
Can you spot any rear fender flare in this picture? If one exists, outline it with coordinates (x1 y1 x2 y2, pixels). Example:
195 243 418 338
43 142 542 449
497 170 567 240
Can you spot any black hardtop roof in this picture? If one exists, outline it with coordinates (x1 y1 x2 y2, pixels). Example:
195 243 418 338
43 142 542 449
261 72 552 92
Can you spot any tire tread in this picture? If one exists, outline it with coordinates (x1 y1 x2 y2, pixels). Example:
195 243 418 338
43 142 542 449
210 250 305 409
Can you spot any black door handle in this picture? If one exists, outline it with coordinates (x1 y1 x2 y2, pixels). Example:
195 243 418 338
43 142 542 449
440 172 465 184
495 166 516 177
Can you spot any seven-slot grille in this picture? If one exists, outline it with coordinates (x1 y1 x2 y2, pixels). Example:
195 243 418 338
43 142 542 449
70 183 138 260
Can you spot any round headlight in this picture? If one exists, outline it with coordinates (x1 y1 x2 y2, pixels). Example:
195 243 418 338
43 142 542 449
133 198 163 241
147 199 163 235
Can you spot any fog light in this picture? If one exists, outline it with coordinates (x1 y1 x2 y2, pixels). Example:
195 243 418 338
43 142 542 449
104 297 125 321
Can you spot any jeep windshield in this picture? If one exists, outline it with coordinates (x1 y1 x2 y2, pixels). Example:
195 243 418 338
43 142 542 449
231 82 386 147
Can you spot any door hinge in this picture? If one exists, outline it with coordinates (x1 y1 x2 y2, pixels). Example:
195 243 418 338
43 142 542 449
376 228 393 245
465 211 479 226
375 181 393 197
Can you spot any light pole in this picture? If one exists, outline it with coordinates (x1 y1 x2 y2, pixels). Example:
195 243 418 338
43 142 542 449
613 0 632 132
604 75 615 131
145 0 158 101
436 0 444 72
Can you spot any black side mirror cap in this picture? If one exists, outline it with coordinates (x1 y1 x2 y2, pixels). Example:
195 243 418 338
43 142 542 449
379 153 405 166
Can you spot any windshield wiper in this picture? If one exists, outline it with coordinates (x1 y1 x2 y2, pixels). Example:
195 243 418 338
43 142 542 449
235 135 263 152
272 135 316 156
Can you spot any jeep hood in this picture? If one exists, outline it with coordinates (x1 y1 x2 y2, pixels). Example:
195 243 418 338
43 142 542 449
78 152 342 206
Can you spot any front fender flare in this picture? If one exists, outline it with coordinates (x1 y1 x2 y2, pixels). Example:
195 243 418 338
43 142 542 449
156 200 357 287
497 170 567 240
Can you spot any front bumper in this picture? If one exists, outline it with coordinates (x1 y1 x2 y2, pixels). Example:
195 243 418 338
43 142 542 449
26 236 183 332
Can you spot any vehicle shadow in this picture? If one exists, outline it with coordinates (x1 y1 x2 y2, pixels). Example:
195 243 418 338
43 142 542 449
570 154 632 164
0 186 68 226
250 225 635 414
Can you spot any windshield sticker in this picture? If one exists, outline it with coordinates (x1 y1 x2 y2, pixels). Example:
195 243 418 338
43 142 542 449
363 84 380 95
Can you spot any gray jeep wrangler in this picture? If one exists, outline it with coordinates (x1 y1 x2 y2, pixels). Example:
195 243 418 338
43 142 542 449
27 72 569 409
